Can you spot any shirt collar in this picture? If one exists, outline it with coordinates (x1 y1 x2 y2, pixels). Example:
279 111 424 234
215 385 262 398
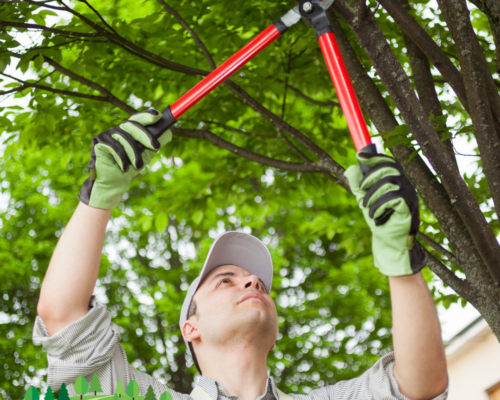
195 376 279 400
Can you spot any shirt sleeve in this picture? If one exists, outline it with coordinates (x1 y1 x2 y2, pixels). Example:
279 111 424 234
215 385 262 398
32 295 170 398
290 352 448 400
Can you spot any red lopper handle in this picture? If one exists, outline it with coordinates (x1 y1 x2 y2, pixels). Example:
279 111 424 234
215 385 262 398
318 32 372 152
171 25 283 119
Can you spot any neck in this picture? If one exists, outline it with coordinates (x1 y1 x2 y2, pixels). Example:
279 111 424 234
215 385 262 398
198 342 270 400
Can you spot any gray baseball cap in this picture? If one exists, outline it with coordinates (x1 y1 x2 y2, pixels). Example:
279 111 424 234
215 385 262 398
179 231 274 372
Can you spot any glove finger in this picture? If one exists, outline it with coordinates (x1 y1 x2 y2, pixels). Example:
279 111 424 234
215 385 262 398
357 152 396 168
363 175 401 208
359 162 400 191
120 120 161 150
128 109 162 126
94 142 131 172
93 131 131 172
369 190 408 219
112 129 145 170
345 165 365 199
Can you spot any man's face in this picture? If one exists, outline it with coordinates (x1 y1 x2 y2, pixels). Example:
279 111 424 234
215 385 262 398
186 264 279 353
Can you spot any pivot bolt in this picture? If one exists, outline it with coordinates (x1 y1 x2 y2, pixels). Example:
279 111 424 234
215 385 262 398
303 2 313 13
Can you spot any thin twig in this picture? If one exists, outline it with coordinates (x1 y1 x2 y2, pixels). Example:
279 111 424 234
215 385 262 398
201 121 279 139
416 231 459 265
156 0 216 70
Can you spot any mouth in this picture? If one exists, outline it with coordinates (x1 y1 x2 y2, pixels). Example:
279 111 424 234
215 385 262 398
238 292 265 304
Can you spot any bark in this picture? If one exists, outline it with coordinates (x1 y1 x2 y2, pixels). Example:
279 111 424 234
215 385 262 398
437 0 500 222
333 0 500 294
471 0 500 73
397 0 457 167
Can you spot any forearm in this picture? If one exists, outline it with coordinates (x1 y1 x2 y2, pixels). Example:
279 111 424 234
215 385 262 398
390 273 447 400
38 202 111 335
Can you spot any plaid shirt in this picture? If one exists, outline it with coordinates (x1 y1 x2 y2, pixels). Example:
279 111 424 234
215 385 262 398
32 296 448 400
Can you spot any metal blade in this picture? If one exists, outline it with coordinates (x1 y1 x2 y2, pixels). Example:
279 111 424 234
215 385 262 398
319 0 334 10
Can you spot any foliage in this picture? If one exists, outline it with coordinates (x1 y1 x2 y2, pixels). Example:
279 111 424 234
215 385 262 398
57 383 70 400
1 0 500 399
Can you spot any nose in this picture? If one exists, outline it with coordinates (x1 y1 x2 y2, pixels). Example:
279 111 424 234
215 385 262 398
242 274 264 292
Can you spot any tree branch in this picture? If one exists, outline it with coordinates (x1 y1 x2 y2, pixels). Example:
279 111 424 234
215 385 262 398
3 0 65 10
326 7 491 296
472 0 500 74
277 80 340 107
0 21 105 38
0 72 112 102
200 121 278 139
170 127 341 178
77 0 119 36
420 243 477 306
416 231 459 266
334 0 500 290
156 0 216 70
43 56 136 114
398 0 457 168
437 0 500 231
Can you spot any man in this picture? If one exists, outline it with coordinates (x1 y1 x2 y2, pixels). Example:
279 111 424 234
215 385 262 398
33 110 448 400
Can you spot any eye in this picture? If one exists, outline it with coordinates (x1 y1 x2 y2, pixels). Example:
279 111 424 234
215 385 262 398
217 278 232 287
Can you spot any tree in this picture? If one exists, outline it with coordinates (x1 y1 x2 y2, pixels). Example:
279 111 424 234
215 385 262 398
126 381 140 400
115 380 128 400
89 373 103 396
44 387 55 400
144 385 156 400
57 384 70 400
74 376 89 400
24 386 39 400
159 392 172 400
2 0 500 398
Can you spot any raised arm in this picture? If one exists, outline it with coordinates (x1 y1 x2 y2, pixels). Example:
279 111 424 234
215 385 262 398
345 148 447 400
37 109 172 336
390 273 447 399
37 204 111 335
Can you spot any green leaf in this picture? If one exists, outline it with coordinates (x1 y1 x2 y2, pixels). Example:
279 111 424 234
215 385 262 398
435 115 448 125
384 136 411 148
3 82 22 88
408 149 420 163
155 213 168 232
60 151 73 168
142 218 153 232
192 209 204 226
428 113 435 120
34 55 44 70
394 124 411 136
440 131 452 142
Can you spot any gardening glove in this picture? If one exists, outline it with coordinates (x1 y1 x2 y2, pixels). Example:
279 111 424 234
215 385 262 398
344 149 427 276
78 109 172 210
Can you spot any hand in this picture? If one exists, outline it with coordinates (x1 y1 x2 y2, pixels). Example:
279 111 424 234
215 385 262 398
344 149 427 276
78 109 172 210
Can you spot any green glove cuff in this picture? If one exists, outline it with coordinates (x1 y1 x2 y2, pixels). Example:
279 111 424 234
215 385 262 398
345 150 426 276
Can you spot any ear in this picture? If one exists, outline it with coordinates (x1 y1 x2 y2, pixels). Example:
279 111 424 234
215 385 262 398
182 319 201 343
